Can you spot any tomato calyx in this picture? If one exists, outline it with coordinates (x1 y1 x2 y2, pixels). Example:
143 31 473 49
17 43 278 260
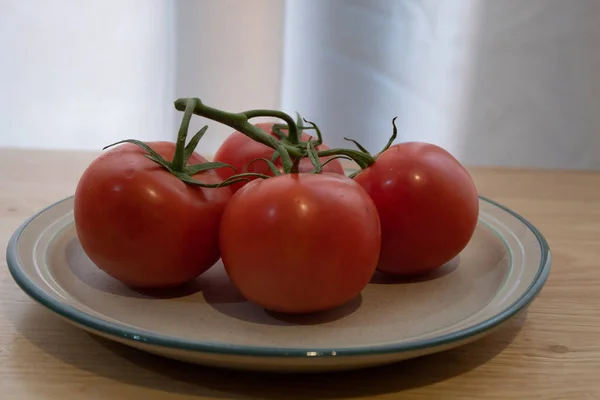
272 113 324 148
345 117 399 178
103 98 245 188
224 136 345 185
229 139 310 181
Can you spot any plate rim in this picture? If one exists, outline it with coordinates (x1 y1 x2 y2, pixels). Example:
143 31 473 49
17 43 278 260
6 195 551 359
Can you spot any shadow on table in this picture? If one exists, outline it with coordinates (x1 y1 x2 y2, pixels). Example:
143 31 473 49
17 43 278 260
10 303 527 399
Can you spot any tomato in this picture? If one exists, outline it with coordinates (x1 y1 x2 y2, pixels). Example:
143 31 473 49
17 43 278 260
219 173 381 314
213 122 345 192
353 142 479 276
74 141 232 288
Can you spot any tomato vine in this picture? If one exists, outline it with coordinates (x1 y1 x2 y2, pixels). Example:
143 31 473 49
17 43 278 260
172 97 390 173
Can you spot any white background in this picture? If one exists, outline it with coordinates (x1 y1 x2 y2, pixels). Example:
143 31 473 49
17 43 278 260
1 0 599 169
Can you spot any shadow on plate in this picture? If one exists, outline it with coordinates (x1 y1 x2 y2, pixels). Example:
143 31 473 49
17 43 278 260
370 256 460 284
66 236 361 326
9 302 528 399
201 267 363 326
65 238 205 300
264 295 362 325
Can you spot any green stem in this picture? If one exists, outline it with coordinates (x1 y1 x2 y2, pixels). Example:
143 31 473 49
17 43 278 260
294 112 304 144
290 157 302 173
241 109 299 145
173 97 397 173
379 117 398 155
171 98 197 171
269 135 294 173
174 98 303 158
102 98 241 188
301 118 323 146
306 141 322 173
316 148 375 168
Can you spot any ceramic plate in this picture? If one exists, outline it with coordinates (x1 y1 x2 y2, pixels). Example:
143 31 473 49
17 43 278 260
6 195 550 373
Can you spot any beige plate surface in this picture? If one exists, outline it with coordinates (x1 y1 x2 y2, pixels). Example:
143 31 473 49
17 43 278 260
6 196 551 373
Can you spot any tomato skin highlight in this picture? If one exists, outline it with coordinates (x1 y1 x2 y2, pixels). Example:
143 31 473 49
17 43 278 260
219 173 381 314
74 141 232 288
213 122 345 192
353 142 479 276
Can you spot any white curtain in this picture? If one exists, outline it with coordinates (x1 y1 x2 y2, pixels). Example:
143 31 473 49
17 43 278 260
2 0 599 169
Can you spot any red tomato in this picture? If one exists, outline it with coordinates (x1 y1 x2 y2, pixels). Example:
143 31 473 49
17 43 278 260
353 142 479 276
213 122 345 192
74 142 232 288
219 173 381 314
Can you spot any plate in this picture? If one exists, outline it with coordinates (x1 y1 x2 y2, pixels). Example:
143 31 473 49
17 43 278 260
6 195 550 373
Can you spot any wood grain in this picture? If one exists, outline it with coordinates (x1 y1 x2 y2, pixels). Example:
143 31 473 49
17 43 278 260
1 147 599 399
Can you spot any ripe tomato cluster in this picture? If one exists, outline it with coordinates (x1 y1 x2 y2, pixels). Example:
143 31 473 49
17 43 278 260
74 98 479 314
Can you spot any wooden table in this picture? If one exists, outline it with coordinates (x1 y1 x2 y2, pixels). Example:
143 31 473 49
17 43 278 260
1 148 599 399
